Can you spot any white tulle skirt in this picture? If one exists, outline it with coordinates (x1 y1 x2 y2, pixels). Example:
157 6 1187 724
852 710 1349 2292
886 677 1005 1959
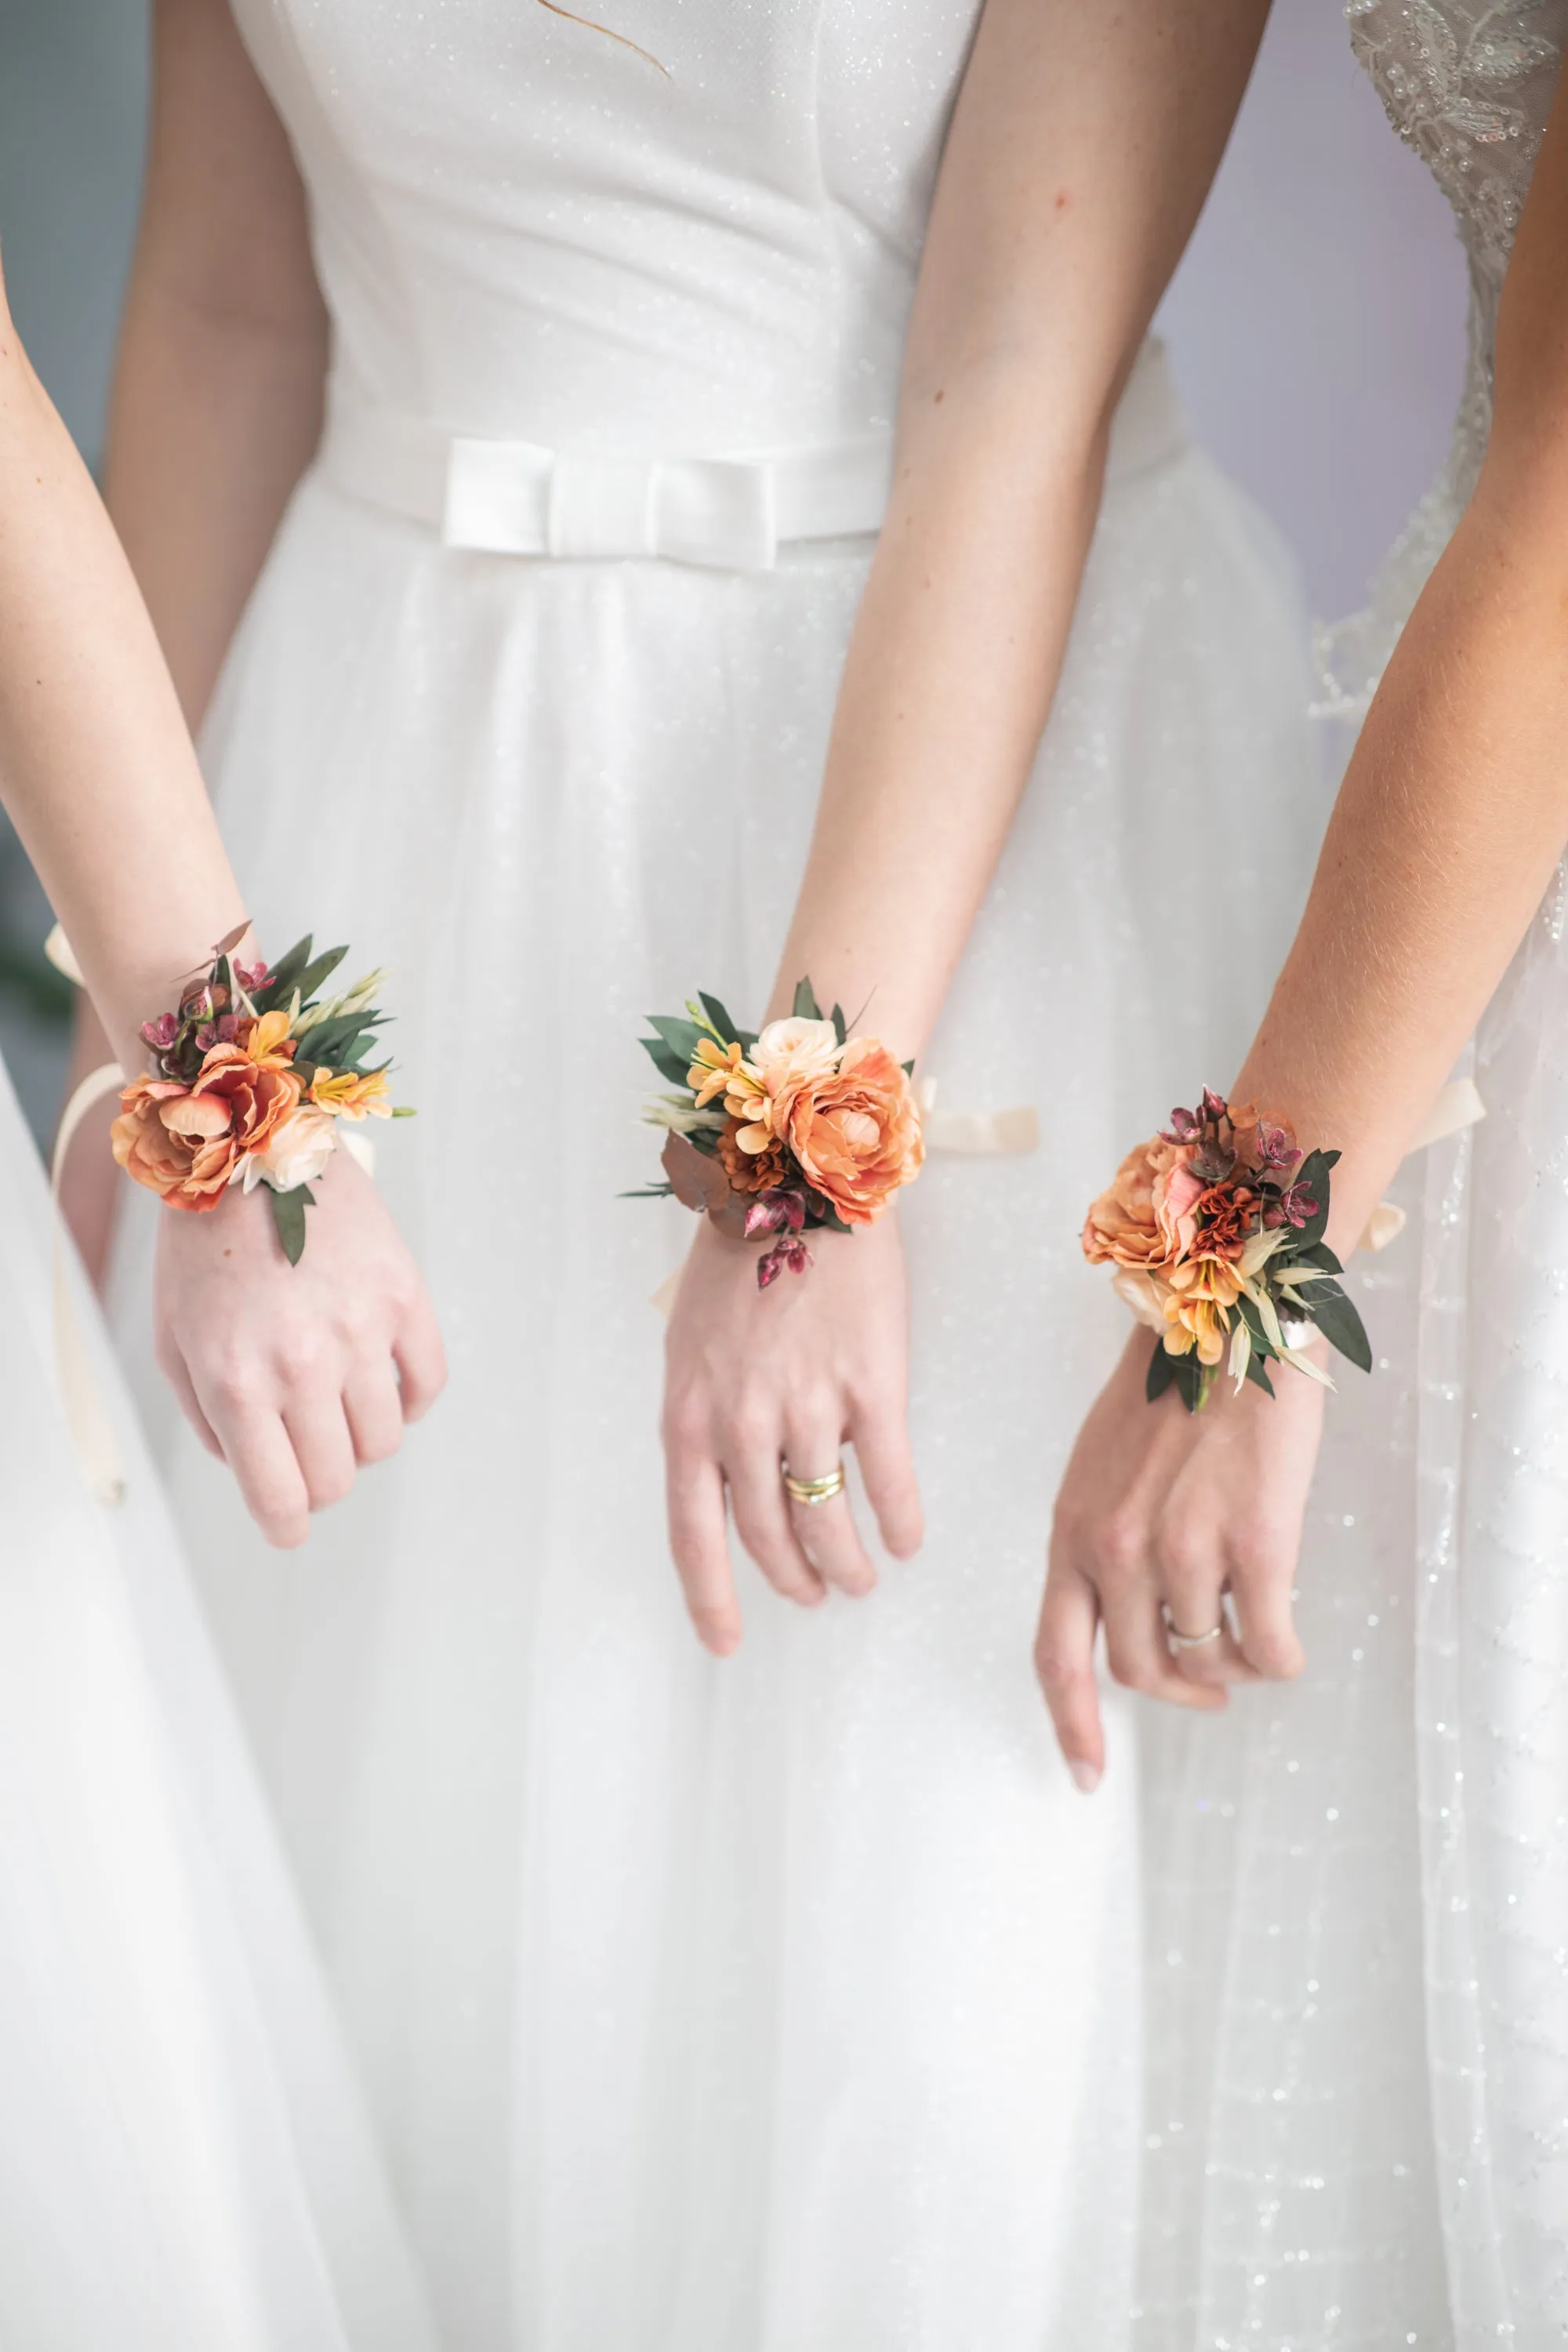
0 1054 434 2351
111 416 1325 2350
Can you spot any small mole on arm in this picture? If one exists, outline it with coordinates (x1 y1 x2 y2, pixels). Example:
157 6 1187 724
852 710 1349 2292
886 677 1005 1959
934 389 945 403
1054 190 1070 213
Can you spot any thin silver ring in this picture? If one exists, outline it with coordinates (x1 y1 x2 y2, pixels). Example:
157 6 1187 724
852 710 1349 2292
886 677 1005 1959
1164 1613 1225 1651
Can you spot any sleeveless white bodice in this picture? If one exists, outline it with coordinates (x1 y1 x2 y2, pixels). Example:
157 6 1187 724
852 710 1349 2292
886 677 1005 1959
234 0 982 452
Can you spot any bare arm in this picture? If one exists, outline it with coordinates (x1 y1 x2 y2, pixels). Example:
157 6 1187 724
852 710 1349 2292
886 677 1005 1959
665 0 1272 1652
1232 62 1568 1242
1040 55 1568 1785
767 0 1271 1049
0 243 441 1545
62 0 328 1266
0 244 246 1068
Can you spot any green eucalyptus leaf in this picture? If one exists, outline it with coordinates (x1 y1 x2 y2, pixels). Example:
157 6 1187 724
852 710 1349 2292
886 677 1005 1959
1292 1149 1333 1248
1145 1341 1178 1404
1243 1351 1276 1397
269 1184 312 1267
265 936 314 996
792 977 823 1022
1305 1287 1373 1374
292 945 350 1004
831 1003 847 1047
697 993 740 1046
648 1014 705 1064
641 1037 694 1087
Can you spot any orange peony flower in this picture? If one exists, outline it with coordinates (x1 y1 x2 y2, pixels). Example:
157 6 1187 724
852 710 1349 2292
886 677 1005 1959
776 1038 924 1226
310 1067 392 1120
113 1037 304 1211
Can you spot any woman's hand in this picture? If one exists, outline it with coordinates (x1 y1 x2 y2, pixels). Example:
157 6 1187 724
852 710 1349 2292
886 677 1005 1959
1036 1329 1326 1789
153 1149 446 1548
662 1212 924 1654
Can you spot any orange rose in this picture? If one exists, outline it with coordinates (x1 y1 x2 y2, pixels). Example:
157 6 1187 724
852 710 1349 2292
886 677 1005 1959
776 1037 924 1226
112 1040 304 1211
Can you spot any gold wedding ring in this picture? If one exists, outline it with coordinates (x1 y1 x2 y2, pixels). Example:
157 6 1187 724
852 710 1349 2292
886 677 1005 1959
782 1461 847 1508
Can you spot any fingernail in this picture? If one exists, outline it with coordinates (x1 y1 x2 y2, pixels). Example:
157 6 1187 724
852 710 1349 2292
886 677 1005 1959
1069 1760 1101 1796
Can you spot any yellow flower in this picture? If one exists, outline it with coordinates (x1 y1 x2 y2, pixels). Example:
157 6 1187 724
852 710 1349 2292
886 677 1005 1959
1160 1256 1242 1365
310 1067 393 1120
236 1009 298 1070
688 1037 752 1108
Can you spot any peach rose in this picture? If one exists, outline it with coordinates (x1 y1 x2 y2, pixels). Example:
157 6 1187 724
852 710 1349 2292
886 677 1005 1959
753 1015 840 1096
776 1036 924 1226
241 1102 338 1194
1081 1135 1200 1272
112 1040 303 1211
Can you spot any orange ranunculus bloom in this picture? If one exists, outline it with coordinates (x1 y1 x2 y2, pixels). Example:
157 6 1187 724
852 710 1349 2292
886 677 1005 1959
718 1116 789 1195
1189 1181 1257 1261
310 1066 393 1120
777 1038 924 1226
112 1040 304 1211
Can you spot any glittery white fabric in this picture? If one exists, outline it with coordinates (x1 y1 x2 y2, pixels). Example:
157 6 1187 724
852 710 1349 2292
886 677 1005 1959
1141 10 1568 2348
1318 0 1565 717
108 5 1323 2345
0 1056 434 2350
1336 10 1568 2340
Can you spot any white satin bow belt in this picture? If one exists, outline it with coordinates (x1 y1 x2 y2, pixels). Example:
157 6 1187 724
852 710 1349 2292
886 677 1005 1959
318 341 1186 572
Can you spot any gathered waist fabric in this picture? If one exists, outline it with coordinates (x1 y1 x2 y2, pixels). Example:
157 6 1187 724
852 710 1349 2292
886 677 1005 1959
317 340 1187 574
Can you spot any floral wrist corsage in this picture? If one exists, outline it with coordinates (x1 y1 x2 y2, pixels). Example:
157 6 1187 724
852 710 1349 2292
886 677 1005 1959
112 925 412 1264
632 980 924 1287
1082 1087 1372 1412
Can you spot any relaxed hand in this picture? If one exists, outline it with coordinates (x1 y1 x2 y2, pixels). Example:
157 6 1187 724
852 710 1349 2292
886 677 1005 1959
662 1211 924 1653
1036 1328 1325 1788
153 1149 446 1547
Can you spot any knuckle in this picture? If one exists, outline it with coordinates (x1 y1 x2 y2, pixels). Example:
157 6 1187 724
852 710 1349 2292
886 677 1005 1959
726 1399 776 1457
662 1388 710 1453
274 1334 327 1388
1094 1512 1145 1584
1033 1642 1085 1694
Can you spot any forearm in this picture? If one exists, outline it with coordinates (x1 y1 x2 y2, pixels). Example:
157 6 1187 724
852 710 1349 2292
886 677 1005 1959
769 371 1106 1056
1232 477 1568 1254
0 315 248 1068
764 0 1269 1058
104 283 325 728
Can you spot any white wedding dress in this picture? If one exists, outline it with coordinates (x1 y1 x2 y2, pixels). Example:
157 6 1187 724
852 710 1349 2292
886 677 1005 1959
0 1054 434 2349
1139 9 1568 2347
107 5 1325 2345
